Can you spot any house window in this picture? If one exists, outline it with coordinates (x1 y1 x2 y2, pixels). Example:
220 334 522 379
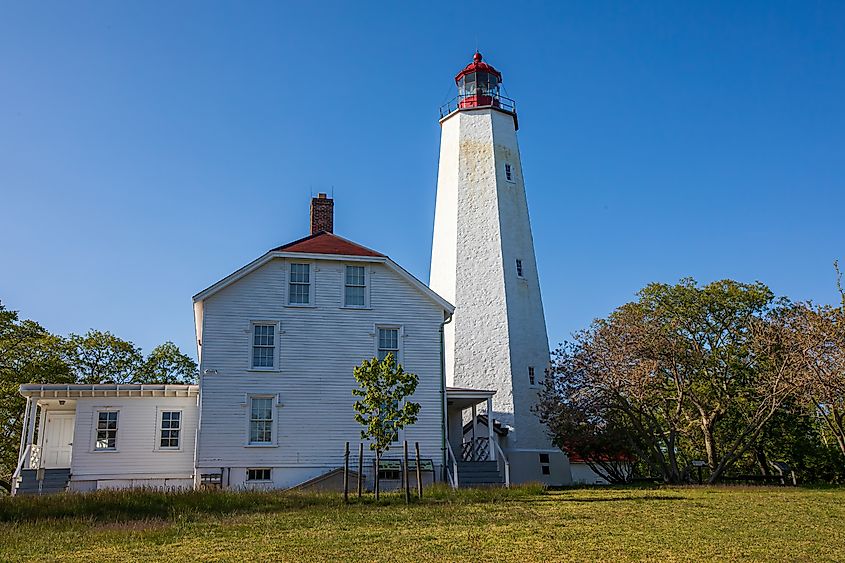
247 468 272 481
377 327 400 361
516 259 524 278
289 263 311 305
345 265 366 307
252 324 276 368
95 411 118 450
249 397 274 444
378 468 402 480
505 163 514 182
528 366 535 385
540 453 551 476
159 411 181 449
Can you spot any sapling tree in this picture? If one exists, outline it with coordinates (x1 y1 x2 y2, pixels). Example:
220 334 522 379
352 353 420 499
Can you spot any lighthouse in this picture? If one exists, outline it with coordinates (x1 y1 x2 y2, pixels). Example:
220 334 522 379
430 53 569 485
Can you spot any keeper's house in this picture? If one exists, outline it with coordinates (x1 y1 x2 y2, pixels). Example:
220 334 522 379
12 196 504 494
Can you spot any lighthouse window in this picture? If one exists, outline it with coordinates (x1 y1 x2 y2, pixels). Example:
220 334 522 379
505 163 514 182
528 366 535 386
516 259 524 278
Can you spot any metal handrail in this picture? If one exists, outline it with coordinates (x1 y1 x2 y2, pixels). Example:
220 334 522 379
445 441 459 489
493 440 510 488
439 94 518 118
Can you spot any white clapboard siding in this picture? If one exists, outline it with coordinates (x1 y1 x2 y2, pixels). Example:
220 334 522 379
197 257 447 487
71 396 199 481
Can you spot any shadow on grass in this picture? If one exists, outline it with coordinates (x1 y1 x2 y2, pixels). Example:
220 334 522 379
0 483 547 523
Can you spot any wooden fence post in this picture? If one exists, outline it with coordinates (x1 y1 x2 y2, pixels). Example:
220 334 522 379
415 442 423 499
403 441 410 505
357 442 364 499
343 441 349 504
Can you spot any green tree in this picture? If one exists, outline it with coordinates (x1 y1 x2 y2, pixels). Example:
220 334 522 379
540 279 800 484
0 303 72 492
140 342 198 384
352 353 420 499
65 330 143 384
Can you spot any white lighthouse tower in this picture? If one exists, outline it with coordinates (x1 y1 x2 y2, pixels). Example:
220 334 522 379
430 53 569 485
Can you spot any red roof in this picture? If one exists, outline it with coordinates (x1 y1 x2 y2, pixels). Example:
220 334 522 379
455 52 503 83
568 452 633 463
271 232 385 257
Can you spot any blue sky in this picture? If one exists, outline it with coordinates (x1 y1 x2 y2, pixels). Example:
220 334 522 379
1 1 843 359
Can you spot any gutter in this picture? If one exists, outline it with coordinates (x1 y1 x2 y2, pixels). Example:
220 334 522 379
439 310 454 482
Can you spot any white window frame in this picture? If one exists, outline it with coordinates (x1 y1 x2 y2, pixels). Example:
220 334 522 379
156 408 183 451
342 264 370 309
287 262 315 307
247 467 272 482
249 321 280 371
245 394 278 447
93 409 119 452
374 324 405 446
504 162 515 183
375 324 403 364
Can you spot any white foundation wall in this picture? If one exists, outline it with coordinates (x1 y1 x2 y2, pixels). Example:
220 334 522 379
69 396 198 487
196 258 447 490
429 108 569 484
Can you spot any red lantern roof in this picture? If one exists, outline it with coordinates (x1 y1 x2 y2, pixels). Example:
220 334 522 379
454 52 502 84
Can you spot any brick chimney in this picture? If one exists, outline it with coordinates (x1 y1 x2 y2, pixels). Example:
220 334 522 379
310 193 334 234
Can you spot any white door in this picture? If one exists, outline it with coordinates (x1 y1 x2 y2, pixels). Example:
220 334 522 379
41 413 75 468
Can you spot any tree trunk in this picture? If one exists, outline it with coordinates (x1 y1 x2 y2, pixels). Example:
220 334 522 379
832 409 845 458
754 447 770 476
701 417 718 472
374 450 380 501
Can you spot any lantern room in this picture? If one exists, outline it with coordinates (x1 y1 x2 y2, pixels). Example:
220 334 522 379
455 52 503 109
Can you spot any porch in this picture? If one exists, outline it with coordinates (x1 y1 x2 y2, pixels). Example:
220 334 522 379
12 383 198 495
445 387 510 488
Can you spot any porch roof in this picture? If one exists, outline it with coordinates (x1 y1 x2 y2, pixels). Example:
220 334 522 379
19 383 199 399
446 386 495 410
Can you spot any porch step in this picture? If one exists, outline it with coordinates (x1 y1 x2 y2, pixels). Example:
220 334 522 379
457 461 504 487
14 469 71 495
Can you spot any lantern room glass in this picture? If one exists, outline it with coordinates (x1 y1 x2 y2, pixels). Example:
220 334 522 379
458 71 500 101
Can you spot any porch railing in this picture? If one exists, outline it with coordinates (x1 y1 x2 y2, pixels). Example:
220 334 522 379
445 441 459 489
11 444 41 486
461 437 490 462
493 440 510 488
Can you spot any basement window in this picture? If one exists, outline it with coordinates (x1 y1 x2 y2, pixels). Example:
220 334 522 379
247 468 271 482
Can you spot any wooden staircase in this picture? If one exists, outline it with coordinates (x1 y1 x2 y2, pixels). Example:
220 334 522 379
456 461 504 487
14 468 71 495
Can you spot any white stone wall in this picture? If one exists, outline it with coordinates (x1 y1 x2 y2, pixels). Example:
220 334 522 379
430 107 567 483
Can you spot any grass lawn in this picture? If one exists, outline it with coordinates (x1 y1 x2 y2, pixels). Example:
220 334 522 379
1 485 843 561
